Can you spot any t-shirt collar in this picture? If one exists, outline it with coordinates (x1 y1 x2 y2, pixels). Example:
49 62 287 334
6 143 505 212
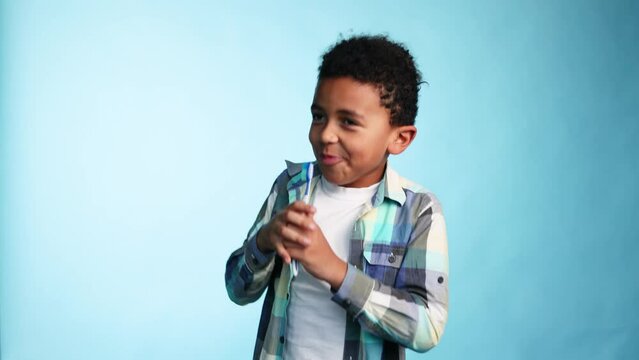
285 160 406 207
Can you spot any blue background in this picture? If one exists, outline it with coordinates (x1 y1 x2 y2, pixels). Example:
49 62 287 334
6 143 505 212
1 1 638 359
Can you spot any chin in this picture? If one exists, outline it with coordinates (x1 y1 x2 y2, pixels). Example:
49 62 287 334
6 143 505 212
319 170 344 185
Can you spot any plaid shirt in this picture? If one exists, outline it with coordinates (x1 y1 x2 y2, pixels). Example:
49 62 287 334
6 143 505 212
225 161 448 360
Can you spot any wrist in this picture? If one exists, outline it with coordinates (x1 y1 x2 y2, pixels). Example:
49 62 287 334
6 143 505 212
256 228 272 253
328 259 348 291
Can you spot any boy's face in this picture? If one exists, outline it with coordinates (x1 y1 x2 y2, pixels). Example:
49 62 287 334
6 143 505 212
309 77 404 188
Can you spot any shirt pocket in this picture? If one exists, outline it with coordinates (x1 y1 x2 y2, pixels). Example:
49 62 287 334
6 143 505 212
363 243 405 286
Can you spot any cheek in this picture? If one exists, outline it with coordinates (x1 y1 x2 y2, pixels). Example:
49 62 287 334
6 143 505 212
308 130 324 157
308 128 317 147
351 136 387 163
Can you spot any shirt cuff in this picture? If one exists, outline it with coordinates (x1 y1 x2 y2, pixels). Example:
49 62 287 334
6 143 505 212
244 233 275 272
331 264 375 317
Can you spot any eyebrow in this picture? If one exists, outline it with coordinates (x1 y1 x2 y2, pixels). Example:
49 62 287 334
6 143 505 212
310 103 364 119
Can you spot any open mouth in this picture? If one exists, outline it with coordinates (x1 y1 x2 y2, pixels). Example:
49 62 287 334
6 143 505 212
320 154 342 166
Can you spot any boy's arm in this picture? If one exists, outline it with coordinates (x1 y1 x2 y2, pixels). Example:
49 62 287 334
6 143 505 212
332 199 449 352
225 173 284 305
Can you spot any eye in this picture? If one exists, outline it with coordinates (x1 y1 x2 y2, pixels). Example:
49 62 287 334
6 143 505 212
341 118 357 126
311 112 326 123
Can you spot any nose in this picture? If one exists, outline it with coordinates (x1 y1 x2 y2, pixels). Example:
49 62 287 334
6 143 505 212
319 121 338 144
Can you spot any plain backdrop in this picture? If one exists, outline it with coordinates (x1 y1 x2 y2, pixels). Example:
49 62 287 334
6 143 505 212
1 1 638 359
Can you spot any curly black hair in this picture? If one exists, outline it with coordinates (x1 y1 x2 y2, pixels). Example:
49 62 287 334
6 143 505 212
318 34 423 126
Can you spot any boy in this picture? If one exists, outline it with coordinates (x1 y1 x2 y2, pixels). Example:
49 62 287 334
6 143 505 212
225 35 448 359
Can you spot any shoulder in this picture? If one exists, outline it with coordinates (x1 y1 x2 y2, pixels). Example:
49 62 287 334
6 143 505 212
390 168 444 217
272 168 291 190
268 160 315 197
269 160 308 188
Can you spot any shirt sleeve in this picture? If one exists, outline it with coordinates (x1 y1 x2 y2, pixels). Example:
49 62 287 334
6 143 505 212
331 199 449 352
225 174 283 306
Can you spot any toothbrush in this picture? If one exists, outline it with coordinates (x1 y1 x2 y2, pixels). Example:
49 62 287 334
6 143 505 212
292 162 314 277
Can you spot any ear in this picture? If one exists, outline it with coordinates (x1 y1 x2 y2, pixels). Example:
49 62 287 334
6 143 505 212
388 125 417 155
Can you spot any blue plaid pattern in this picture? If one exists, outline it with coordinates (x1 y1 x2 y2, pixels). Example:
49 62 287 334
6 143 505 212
225 161 448 359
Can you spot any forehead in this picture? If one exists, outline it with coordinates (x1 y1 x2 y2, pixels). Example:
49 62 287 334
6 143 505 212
312 77 388 115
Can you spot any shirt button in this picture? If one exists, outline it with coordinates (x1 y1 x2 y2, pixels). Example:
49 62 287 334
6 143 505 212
279 336 285 344
438 276 444 284
388 254 396 264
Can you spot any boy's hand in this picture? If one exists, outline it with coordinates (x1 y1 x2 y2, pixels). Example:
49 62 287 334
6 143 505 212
282 219 348 291
256 201 317 264
256 201 347 290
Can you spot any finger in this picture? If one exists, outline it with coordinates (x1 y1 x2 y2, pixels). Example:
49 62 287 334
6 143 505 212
282 241 303 262
274 241 291 264
275 217 310 245
289 201 316 214
282 238 305 251
283 210 316 230
279 222 311 246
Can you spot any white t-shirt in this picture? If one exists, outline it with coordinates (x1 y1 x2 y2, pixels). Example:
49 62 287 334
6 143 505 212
284 176 379 360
